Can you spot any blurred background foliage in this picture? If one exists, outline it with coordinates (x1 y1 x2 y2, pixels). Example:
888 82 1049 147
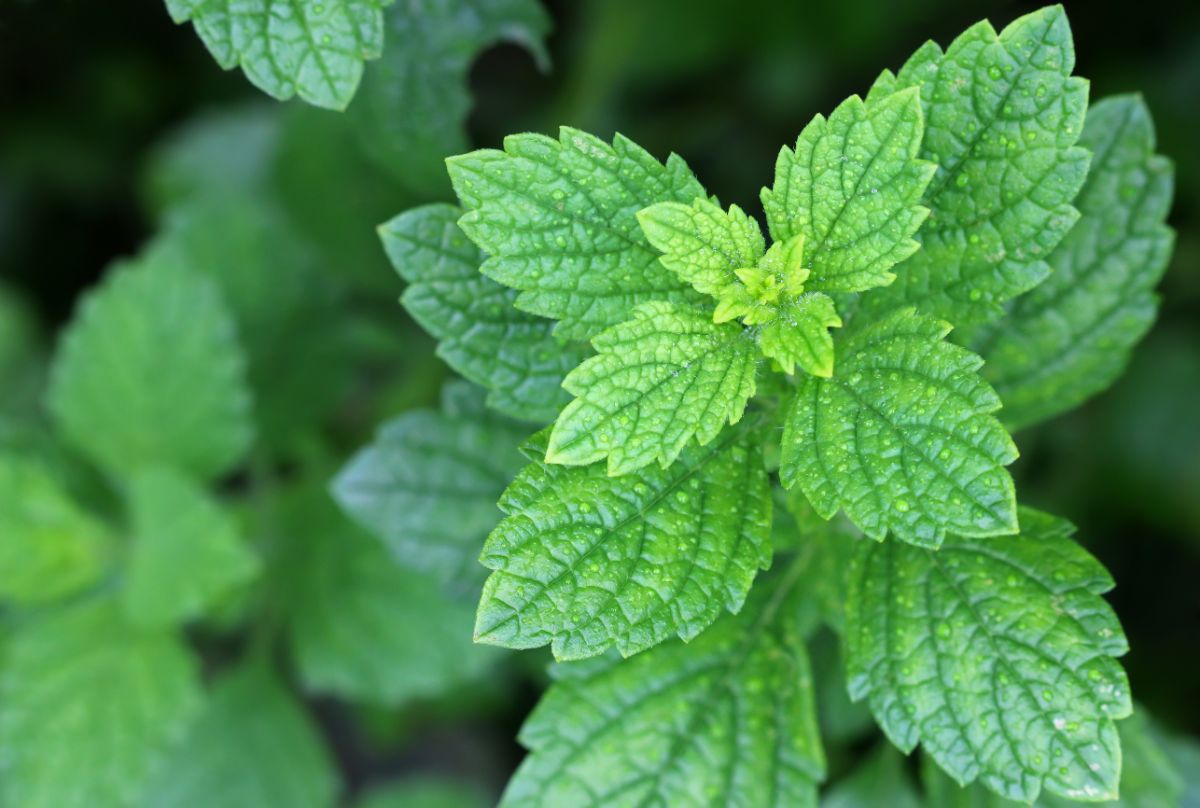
1 0 1197 804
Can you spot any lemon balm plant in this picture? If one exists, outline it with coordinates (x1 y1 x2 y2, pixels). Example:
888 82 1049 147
335 5 1181 805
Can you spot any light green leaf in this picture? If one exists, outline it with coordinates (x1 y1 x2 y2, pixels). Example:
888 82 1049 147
165 0 394 110
283 484 497 704
332 382 528 587
150 196 353 449
354 779 489 808
502 565 824 807
781 308 1017 547
0 601 202 808
352 0 550 195
859 5 1090 324
381 204 588 423
546 301 758 474
759 293 842 377
122 467 259 629
636 197 766 304
448 127 709 341
48 251 253 482
977 95 1175 430
0 455 108 605
761 87 935 293
477 424 772 660
141 664 337 808
845 509 1131 803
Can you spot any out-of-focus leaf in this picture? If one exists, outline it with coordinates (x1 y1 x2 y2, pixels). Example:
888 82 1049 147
281 483 499 705
0 601 202 808
352 0 551 195
150 196 353 450
122 466 258 628
141 663 338 808
354 779 489 808
821 745 921 808
47 251 253 481
333 381 527 588
0 455 108 605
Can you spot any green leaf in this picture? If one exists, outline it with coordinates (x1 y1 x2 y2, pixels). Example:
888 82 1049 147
636 197 766 305
781 308 1017 547
859 5 1090 324
844 508 1132 803
283 483 497 704
354 779 489 808
352 0 550 195
121 467 259 629
48 251 253 482
546 301 758 474
144 104 280 212
150 196 353 450
977 95 1175 430
501 565 824 807
761 88 935 293
448 127 709 341
165 0 394 110
381 204 588 423
821 745 922 808
0 601 202 808
141 664 338 808
759 293 842 377
333 382 528 587
0 455 108 605
476 424 772 660
921 710 1185 808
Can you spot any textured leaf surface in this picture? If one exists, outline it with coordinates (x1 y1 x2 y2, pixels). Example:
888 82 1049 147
448 128 708 341
637 197 766 304
141 665 337 808
978 95 1175 430
637 199 843 377
352 0 550 194
48 253 252 481
333 382 527 587
122 467 259 628
547 301 758 474
859 5 1090 324
0 455 108 605
502 566 824 807
759 293 842 377
781 308 1017 547
382 204 588 422
476 425 771 660
844 509 1132 802
284 484 496 704
0 602 201 808
166 0 393 109
761 88 935 293
921 710 1184 808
